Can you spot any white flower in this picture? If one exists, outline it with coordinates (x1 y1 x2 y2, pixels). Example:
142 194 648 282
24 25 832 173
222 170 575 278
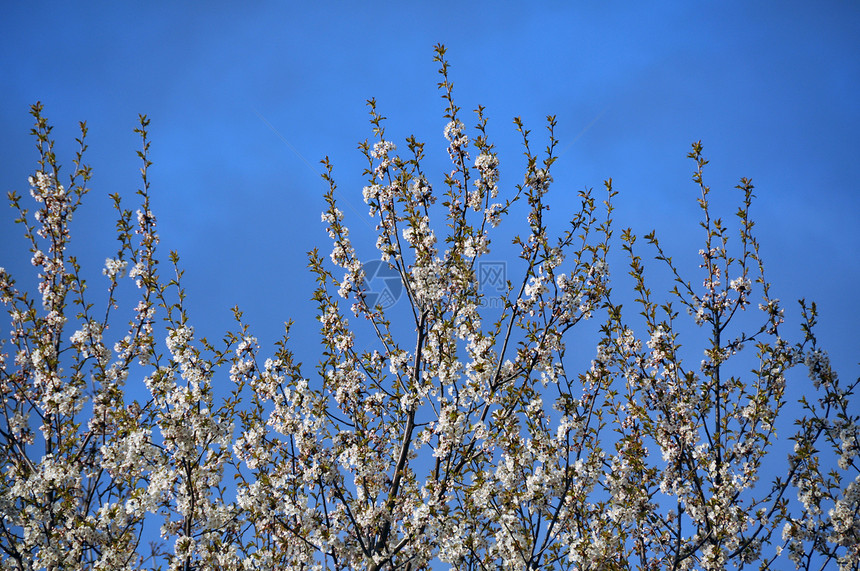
729 276 751 293
371 140 396 159
474 152 498 172
443 120 463 143
527 168 553 193
103 257 128 279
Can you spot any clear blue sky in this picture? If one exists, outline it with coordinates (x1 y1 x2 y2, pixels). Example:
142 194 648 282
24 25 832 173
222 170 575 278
2 3 858 383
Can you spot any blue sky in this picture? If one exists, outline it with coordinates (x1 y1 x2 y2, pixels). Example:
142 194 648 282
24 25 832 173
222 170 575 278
2 3 858 385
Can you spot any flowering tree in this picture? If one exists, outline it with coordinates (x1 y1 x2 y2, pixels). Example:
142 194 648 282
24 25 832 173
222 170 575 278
1 45 857 571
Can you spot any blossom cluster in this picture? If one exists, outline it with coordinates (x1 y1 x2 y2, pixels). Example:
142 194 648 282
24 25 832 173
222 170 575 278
1 50 857 571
